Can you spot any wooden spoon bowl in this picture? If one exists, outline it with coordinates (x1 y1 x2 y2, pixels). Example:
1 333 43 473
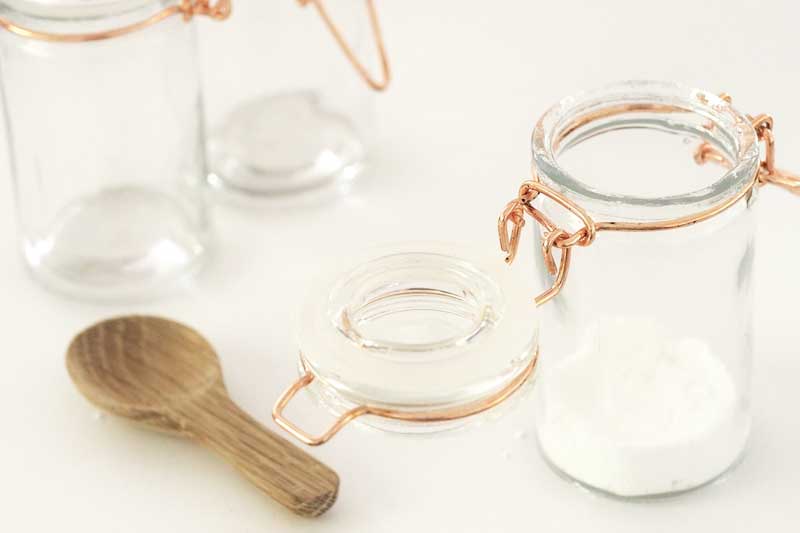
67 315 339 517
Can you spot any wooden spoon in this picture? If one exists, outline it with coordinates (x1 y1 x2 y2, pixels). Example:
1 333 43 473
66 315 339 518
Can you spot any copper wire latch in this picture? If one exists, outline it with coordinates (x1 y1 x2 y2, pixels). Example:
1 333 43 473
273 353 537 446
0 0 230 42
500 98 800 307
499 180 595 306
298 0 391 91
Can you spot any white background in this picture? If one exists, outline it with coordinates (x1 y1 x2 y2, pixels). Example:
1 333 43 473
2 0 799 531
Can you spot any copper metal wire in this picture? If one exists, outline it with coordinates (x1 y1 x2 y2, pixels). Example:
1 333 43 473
273 351 538 446
299 0 391 91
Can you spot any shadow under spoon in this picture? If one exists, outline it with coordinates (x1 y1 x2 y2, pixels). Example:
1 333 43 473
66 315 339 518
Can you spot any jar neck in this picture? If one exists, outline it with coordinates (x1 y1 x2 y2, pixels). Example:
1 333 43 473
532 81 760 223
0 0 181 37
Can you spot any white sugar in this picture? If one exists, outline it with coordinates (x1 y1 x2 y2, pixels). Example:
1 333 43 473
536 318 749 496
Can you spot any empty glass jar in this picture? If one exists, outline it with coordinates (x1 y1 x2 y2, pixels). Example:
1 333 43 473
202 0 389 197
0 0 227 298
503 81 764 497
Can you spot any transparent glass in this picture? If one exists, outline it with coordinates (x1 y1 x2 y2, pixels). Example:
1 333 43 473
201 0 374 198
298 243 539 434
531 81 759 498
0 0 209 299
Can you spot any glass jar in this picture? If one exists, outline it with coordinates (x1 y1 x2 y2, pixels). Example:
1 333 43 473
515 81 762 497
272 243 539 445
202 0 389 197
0 0 227 299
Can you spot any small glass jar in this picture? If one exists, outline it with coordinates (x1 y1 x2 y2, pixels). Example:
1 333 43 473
202 0 388 197
0 0 225 299
526 81 759 497
273 243 539 445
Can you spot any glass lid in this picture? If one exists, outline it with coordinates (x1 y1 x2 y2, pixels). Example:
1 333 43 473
276 242 539 441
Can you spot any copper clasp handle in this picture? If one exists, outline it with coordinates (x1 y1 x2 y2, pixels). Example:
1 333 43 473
189 0 231 20
498 200 526 264
760 169 800 195
750 114 800 195
298 0 391 91
272 371 369 446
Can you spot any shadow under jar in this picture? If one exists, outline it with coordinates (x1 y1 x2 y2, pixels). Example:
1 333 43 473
526 81 760 498
0 0 227 299
203 0 389 198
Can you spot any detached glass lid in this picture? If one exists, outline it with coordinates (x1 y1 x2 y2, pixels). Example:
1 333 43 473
273 242 539 445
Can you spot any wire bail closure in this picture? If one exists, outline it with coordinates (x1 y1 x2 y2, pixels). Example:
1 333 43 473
500 96 800 307
0 0 231 42
273 353 538 446
298 0 391 91
499 179 595 306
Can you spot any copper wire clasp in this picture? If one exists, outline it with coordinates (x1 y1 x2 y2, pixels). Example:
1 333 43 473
498 199 526 264
298 0 391 91
185 0 232 21
750 114 800 195
273 371 369 446
498 178 596 306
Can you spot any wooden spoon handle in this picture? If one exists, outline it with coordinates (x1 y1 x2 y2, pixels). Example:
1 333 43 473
185 388 339 517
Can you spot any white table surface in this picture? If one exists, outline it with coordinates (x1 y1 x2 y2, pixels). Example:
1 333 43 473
2 1 800 531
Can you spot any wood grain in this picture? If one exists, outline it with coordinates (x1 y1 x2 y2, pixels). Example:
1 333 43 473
66 315 339 518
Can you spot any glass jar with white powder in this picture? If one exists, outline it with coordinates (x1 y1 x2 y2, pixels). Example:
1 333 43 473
498 81 779 497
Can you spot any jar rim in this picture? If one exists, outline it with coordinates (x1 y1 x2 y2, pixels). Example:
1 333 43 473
1 0 156 19
532 80 760 222
0 0 174 39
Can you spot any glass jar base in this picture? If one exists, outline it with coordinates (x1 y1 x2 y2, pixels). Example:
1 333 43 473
22 185 208 301
207 91 366 197
535 416 751 499
537 432 750 500
533 315 752 498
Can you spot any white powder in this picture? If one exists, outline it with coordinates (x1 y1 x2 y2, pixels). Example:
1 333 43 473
536 318 750 497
